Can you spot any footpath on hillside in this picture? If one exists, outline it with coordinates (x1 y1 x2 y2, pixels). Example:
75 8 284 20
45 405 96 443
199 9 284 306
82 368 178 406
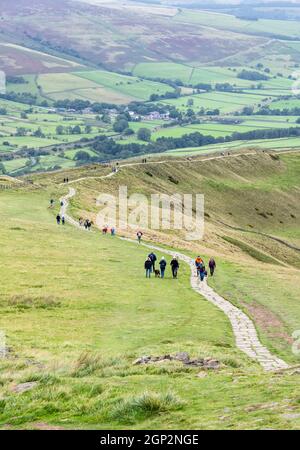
60 186 289 372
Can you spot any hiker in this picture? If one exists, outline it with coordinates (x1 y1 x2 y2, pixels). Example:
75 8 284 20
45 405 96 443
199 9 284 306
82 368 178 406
79 217 83 227
145 257 152 278
195 256 204 279
209 258 216 276
87 220 92 231
159 257 167 279
170 257 179 279
137 231 143 244
60 200 64 207
148 252 157 272
62 216 65 225
111 227 116 236
49 199 54 208
56 214 61 225
66 178 69 183
199 265 207 282
195 256 203 268
102 226 108 234
63 178 66 183
84 219 88 230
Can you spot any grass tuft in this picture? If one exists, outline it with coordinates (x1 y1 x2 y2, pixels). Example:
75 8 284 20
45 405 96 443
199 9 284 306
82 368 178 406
110 391 185 423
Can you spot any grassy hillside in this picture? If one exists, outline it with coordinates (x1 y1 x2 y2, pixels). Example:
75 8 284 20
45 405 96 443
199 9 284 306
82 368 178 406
33 151 300 363
1 152 300 429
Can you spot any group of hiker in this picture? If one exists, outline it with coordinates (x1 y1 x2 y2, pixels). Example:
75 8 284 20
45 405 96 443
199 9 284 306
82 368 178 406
55 200 65 225
63 178 69 183
51 197 217 282
144 252 180 279
56 214 65 225
194 256 216 281
144 252 216 280
102 226 116 236
78 218 93 231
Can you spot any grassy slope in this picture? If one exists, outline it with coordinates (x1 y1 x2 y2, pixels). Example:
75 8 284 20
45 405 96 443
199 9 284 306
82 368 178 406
52 152 300 364
0 183 300 429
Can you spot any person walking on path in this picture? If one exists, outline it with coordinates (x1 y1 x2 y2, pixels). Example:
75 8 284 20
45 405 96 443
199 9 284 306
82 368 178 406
56 214 61 225
199 265 207 282
159 257 167 279
195 256 204 280
145 257 152 278
170 257 179 279
148 252 157 272
62 216 65 225
209 258 216 276
49 199 54 208
111 227 116 236
137 231 143 244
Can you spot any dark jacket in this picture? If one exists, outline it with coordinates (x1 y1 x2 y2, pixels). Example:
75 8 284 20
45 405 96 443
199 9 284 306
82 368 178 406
148 253 157 262
145 259 152 270
159 259 167 269
209 259 216 268
170 259 179 268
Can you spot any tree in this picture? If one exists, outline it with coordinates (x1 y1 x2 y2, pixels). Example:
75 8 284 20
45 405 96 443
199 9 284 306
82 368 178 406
56 125 65 135
33 127 45 138
74 151 91 161
113 119 129 133
137 127 152 142
85 125 92 134
71 125 82 135
0 162 6 174
16 127 27 136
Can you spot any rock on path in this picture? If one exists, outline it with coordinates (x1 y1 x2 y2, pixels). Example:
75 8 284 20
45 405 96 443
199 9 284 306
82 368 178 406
61 188 289 372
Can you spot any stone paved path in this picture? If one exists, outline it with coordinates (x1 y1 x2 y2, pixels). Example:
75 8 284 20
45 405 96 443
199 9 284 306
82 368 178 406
61 187 289 372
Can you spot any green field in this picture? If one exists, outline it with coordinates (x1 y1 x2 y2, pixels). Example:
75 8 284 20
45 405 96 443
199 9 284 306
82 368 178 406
133 62 194 84
173 10 300 40
156 91 268 114
75 70 174 101
164 137 300 156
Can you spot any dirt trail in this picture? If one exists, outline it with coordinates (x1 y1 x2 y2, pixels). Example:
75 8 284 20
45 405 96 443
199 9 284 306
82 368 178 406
65 151 257 185
60 187 289 372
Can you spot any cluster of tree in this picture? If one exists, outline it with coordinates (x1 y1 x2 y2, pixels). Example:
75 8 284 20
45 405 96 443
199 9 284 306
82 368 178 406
215 83 236 92
256 107 300 116
237 70 269 81
149 89 181 102
0 107 7 115
6 76 28 84
193 83 212 91
54 99 91 111
0 92 40 105
56 125 92 135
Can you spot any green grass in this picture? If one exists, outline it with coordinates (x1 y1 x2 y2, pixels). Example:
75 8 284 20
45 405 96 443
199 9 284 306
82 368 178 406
156 91 266 114
164 137 300 156
133 62 193 84
74 70 174 102
174 10 300 40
